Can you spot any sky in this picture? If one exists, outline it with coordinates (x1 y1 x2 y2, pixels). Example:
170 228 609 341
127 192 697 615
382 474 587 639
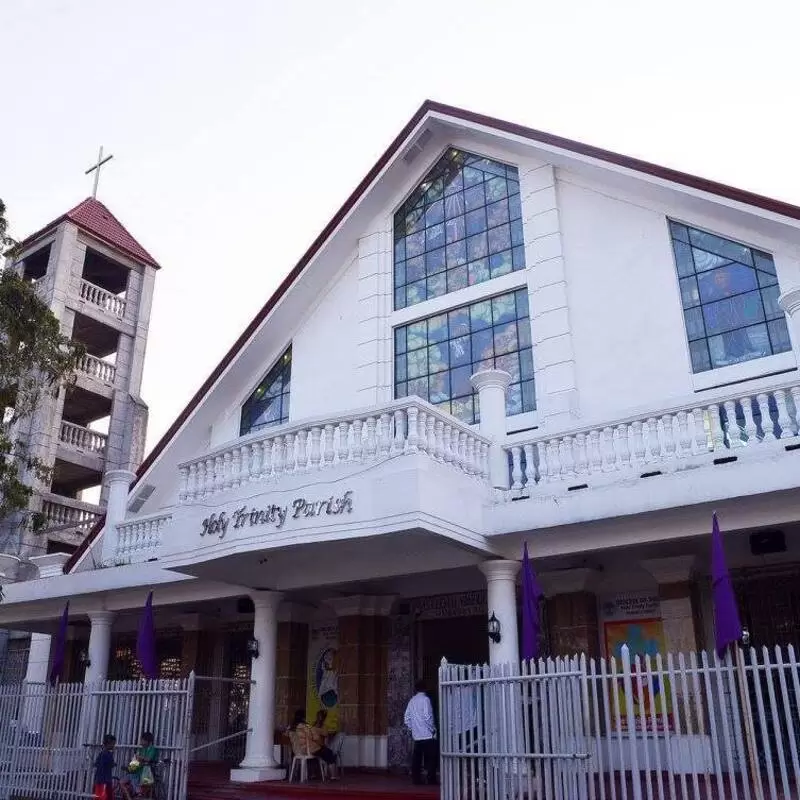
2 0 799 453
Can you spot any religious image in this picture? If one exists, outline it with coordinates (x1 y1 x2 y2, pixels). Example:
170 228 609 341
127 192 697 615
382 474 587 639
604 618 673 733
306 624 340 732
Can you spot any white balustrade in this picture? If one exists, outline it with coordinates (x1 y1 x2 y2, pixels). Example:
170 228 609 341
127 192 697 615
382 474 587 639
177 398 491 504
115 513 172 562
59 421 107 454
77 353 116 384
41 499 101 530
79 279 127 318
505 380 800 496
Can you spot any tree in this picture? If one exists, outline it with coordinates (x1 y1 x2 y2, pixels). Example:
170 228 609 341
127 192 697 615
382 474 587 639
0 199 85 538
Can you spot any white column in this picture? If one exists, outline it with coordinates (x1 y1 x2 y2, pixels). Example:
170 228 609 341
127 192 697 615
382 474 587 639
479 560 521 665
21 633 52 734
101 469 136 565
85 611 114 683
230 590 285 783
470 369 512 489
779 287 800 355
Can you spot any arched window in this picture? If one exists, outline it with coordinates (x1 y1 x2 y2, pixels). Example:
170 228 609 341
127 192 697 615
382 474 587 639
240 348 292 436
394 148 525 310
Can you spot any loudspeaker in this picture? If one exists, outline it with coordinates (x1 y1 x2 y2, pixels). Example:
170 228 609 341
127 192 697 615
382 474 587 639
750 530 786 556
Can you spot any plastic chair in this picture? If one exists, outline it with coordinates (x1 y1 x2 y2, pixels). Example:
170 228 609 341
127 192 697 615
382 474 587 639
329 732 346 777
287 729 327 783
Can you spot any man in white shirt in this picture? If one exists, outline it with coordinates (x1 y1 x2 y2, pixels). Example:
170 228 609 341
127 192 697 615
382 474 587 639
403 680 438 785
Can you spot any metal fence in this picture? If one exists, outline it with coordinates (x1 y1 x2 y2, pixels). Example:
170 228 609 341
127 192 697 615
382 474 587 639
0 675 196 800
439 644 800 800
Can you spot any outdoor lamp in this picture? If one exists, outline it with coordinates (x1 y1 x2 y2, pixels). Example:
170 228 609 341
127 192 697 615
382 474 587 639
741 627 751 647
246 637 260 658
78 649 91 668
487 613 502 644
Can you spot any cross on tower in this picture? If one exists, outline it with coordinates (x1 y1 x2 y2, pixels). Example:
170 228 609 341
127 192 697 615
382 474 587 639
84 146 114 199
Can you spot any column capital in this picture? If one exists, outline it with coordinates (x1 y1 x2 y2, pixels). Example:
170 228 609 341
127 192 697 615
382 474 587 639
470 368 512 393
249 590 284 612
105 469 137 486
479 559 521 583
88 610 115 626
640 556 697 584
327 595 396 617
539 567 599 596
779 286 800 316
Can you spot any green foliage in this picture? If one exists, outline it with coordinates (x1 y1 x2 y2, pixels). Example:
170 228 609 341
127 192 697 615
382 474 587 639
0 200 85 533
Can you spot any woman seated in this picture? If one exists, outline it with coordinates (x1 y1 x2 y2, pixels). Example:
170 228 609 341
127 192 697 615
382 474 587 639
290 709 338 779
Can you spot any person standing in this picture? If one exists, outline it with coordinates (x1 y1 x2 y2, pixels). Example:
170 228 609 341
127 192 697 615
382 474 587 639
404 680 438 785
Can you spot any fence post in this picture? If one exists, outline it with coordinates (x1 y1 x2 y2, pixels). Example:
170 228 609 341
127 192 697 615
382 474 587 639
621 645 642 800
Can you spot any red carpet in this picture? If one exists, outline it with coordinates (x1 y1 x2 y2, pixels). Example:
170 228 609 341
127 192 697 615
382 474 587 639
188 763 439 800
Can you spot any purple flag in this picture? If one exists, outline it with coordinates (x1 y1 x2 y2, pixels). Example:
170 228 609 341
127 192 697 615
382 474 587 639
49 602 69 685
711 513 743 657
521 542 544 662
136 591 158 680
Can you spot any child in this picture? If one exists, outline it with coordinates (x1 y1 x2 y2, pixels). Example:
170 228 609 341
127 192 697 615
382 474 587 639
121 732 158 799
93 734 116 800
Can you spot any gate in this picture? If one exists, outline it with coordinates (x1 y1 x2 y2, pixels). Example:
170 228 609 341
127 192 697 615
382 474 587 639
0 675 196 800
439 657 591 800
440 644 800 800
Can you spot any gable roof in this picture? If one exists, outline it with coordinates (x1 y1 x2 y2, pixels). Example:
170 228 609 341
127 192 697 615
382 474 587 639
64 98 800 572
15 197 160 269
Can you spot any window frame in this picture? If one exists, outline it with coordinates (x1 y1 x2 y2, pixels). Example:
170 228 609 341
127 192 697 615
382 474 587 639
666 218 793 381
392 146 527 312
239 347 292 437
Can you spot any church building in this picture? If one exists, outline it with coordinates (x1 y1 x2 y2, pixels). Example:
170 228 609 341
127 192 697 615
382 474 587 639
0 101 799 783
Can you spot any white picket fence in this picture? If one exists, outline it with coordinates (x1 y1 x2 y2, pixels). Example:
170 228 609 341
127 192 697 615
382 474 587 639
439 644 800 800
0 675 196 800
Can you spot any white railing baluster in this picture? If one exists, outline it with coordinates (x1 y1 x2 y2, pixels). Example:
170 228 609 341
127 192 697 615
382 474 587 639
773 389 794 439
740 397 758 443
755 393 776 441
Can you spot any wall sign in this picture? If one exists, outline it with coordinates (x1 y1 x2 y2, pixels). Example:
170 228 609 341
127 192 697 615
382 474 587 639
411 590 487 621
200 490 353 538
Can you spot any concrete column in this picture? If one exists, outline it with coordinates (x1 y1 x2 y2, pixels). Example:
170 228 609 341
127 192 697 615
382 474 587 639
85 612 114 683
470 369 512 489
101 469 136 565
641 556 700 653
540 568 601 657
479 560 521 665
178 614 201 678
779 287 800 356
231 590 284 783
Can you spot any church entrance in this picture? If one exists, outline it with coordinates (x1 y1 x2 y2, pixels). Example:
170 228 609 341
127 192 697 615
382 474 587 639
417 614 488 729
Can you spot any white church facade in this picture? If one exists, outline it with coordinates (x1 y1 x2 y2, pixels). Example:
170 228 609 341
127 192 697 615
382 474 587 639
1 101 800 782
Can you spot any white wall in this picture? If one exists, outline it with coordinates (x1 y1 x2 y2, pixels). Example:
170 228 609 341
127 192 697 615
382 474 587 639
558 171 799 424
559 177 694 421
291 254 361 419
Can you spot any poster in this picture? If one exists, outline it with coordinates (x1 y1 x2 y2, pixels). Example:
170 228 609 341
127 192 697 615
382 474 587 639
305 622 339 732
600 593 673 733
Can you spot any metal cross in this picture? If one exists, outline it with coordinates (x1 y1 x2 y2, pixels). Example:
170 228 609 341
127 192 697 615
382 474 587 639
84 146 114 199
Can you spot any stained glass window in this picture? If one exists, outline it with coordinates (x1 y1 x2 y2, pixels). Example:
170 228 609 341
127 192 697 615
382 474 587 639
669 222 790 373
240 348 292 436
394 289 534 423
393 148 525 310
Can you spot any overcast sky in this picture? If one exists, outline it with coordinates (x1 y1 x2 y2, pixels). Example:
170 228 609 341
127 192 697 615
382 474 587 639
2 0 798 452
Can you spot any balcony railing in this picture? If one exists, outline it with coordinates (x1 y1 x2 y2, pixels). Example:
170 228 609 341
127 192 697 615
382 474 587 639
59 421 107 454
115 513 172 562
178 398 491 504
79 278 126 318
504 380 800 497
77 353 116 384
41 497 101 531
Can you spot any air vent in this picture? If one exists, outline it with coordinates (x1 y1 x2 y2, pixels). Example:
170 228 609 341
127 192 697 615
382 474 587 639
402 128 433 164
128 484 155 513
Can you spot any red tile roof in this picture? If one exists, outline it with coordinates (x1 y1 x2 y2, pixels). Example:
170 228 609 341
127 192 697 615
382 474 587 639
16 197 160 269
64 99 800 573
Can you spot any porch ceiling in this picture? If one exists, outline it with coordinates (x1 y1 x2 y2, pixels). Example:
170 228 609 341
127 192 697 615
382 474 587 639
168 529 488 592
